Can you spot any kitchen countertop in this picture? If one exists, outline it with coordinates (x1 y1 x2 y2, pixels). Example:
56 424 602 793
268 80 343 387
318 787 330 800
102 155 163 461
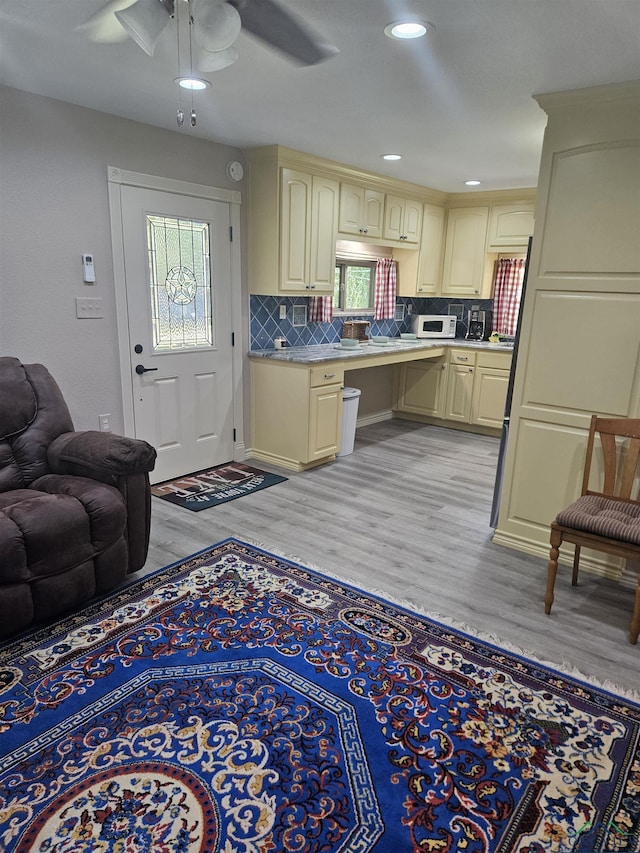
249 339 514 365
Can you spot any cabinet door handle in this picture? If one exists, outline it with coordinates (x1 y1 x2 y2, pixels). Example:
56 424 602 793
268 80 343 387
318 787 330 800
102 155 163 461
458 356 469 361
324 373 336 379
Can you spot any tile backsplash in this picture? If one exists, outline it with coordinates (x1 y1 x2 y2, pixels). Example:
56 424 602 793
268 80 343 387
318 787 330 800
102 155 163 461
250 295 495 350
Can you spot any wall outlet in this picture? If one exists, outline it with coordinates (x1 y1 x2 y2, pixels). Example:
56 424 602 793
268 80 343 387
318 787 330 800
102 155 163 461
98 413 111 432
279 304 287 320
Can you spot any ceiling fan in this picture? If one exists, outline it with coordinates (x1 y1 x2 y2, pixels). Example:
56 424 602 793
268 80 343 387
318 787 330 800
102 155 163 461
79 0 338 69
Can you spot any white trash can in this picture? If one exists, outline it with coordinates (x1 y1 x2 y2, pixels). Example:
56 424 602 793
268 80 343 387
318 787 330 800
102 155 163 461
337 387 361 457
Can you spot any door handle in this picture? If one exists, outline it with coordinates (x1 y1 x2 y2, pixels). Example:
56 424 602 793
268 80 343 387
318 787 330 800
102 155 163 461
135 364 158 375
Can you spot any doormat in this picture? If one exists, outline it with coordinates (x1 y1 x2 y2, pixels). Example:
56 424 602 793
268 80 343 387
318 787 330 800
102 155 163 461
150 462 287 511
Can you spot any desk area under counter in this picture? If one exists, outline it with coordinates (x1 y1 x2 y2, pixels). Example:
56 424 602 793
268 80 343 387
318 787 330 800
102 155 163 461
249 341 513 471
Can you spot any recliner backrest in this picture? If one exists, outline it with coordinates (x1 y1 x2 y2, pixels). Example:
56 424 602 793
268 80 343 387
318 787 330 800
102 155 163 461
0 358 74 490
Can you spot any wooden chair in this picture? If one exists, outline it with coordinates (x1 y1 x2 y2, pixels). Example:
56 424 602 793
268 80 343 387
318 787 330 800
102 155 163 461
545 415 640 644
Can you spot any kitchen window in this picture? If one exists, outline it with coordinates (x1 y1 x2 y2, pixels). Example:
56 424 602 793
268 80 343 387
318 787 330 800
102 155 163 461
333 260 375 314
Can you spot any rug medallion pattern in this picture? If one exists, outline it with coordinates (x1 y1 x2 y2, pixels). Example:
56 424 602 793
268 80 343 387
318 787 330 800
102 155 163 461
0 539 638 852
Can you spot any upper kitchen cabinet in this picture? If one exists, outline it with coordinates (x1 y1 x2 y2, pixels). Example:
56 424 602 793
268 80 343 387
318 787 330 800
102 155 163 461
441 207 490 297
338 184 384 239
383 195 423 244
396 202 445 297
246 146 535 297
280 169 339 293
247 149 338 295
486 202 535 250
416 204 446 294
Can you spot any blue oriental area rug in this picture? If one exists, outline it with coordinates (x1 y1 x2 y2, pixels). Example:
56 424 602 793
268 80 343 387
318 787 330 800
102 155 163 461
1 540 639 852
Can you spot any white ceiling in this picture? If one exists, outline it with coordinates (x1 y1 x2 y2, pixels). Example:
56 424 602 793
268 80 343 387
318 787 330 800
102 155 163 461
1 0 639 193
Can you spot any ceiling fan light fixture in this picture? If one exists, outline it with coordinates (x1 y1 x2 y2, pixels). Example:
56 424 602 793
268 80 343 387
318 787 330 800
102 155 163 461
115 0 172 55
196 44 239 72
384 20 433 40
176 76 211 90
192 0 241 52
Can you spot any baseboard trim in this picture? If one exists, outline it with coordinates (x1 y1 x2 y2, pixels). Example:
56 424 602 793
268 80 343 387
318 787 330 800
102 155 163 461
246 447 334 473
492 528 633 585
356 409 394 428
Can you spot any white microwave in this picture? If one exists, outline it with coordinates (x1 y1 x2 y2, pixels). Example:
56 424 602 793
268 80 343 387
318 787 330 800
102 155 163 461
411 314 457 338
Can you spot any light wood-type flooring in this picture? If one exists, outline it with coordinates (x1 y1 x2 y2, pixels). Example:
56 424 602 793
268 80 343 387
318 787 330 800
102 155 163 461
145 419 640 697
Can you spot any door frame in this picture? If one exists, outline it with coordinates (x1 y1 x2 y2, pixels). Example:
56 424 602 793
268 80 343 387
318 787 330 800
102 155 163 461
107 166 245 459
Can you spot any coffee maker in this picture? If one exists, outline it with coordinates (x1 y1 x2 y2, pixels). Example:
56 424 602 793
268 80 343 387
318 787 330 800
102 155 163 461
466 309 493 341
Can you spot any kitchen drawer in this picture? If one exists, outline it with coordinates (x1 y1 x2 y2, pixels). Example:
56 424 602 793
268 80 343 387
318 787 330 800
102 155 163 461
310 366 344 387
477 350 512 369
449 349 477 366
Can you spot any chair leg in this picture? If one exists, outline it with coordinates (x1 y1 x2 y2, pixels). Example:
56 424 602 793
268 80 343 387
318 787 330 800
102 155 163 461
571 545 581 586
630 573 640 645
545 528 562 615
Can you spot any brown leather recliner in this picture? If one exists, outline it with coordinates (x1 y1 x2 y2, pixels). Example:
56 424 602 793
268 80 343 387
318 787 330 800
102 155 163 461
0 357 157 638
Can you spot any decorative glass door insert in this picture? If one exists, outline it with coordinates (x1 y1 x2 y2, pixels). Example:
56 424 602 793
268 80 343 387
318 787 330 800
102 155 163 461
146 214 213 350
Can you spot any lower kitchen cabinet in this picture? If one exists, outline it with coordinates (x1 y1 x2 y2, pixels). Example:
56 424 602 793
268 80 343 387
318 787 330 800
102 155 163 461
251 360 344 471
395 346 511 434
471 365 510 428
308 381 343 461
395 358 448 418
445 350 476 422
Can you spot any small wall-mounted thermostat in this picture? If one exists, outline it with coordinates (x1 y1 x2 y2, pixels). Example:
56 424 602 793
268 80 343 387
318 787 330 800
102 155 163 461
82 253 96 283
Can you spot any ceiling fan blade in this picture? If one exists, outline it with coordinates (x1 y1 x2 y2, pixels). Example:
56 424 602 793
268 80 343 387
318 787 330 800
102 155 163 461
75 0 136 43
228 0 337 65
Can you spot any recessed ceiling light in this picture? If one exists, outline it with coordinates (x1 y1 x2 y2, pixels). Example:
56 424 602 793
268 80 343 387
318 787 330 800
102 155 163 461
464 180 482 186
382 153 402 161
384 21 433 40
175 77 211 91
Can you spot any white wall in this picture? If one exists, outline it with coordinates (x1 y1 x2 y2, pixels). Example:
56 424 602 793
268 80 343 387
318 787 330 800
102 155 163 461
0 84 247 433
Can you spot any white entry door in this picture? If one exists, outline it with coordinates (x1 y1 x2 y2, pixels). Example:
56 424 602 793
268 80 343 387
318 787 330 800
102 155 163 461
120 185 234 484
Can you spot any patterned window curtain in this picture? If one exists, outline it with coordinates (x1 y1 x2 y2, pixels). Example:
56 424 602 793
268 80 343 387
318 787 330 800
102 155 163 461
309 295 333 323
492 258 525 336
374 258 397 321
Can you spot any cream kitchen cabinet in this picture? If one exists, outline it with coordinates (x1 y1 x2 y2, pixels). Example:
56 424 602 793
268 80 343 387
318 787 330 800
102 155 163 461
395 346 511 434
251 359 344 470
247 152 338 295
441 207 490 297
471 351 511 428
493 81 640 573
446 349 511 427
415 203 446 295
280 169 339 293
338 183 384 239
383 195 423 244
395 357 448 418
486 203 535 251
445 349 477 421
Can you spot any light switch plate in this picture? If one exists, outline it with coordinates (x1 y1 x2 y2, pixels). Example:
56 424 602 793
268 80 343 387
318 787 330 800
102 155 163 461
76 297 103 318
279 305 287 320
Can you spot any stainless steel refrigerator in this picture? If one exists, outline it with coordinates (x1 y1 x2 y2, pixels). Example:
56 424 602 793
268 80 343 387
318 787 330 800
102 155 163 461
490 237 532 528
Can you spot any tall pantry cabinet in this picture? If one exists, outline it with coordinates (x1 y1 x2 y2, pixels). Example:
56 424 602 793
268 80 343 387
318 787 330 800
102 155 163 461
493 81 640 580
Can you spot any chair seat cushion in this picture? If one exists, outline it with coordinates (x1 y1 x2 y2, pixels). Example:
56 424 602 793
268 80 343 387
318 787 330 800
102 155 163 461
0 478 126 584
556 495 640 545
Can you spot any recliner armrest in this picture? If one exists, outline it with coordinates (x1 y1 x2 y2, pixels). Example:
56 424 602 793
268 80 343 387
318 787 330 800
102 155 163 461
48 431 156 483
